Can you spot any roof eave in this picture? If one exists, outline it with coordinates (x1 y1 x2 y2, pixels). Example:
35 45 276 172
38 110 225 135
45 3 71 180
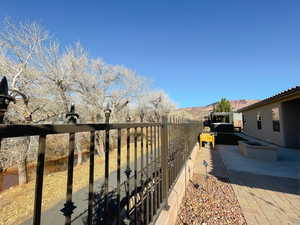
237 87 300 112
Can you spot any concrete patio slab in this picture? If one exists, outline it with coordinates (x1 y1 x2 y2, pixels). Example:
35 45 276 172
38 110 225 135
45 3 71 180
217 144 300 179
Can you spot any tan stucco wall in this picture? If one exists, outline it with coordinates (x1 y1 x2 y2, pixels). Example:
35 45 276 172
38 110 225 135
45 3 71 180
242 102 285 146
155 144 198 225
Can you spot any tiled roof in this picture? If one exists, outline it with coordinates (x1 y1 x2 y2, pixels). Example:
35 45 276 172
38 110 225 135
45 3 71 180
237 86 300 112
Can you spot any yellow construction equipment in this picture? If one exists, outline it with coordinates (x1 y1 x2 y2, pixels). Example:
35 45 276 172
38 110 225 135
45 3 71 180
199 130 215 150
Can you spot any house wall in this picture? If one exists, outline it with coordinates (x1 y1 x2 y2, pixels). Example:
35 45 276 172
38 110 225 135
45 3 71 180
281 99 300 148
242 102 285 146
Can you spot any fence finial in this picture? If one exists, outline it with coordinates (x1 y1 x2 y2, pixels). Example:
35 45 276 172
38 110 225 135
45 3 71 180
0 76 15 124
104 103 111 124
66 103 79 124
126 112 131 122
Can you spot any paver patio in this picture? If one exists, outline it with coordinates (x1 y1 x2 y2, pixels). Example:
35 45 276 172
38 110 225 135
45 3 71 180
196 145 300 225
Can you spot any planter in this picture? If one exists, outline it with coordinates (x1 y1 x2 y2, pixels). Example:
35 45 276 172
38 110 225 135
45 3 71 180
238 140 277 161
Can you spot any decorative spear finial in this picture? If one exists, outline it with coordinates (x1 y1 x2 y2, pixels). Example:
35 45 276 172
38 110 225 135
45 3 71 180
66 103 79 124
0 76 15 124
104 102 111 124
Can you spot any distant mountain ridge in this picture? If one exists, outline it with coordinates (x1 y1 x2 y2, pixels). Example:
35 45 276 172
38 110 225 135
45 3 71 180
178 99 260 120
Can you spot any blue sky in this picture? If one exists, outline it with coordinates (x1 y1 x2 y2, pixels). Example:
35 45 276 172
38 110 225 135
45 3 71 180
1 0 300 107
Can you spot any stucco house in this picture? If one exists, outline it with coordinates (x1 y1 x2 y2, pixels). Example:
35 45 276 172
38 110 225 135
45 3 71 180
237 86 300 149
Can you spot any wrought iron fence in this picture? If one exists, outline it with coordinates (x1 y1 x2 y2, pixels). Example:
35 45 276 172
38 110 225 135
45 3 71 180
0 116 201 225
0 79 202 225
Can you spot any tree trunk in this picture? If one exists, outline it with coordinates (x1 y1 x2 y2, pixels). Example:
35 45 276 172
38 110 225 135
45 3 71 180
77 148 83 165
76 134 83 165
0 139 3 173
17 137 31 185
58 84 70 114
18 158 27 185
95 133 105 156
0 172 3 191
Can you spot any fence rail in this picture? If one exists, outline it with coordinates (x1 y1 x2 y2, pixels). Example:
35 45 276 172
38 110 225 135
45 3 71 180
0 118 201 225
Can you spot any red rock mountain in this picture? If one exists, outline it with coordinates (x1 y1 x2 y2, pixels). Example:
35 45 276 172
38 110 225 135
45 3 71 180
178 99 260 120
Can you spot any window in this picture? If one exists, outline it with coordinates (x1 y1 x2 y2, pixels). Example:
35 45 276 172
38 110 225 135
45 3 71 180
257 113 262 130
272 107 280 132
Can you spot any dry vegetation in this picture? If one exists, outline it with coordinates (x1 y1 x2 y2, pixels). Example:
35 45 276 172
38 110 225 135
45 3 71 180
0 18 177 187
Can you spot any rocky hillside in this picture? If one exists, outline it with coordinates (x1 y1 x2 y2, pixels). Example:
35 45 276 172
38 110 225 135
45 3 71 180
178 99 259 120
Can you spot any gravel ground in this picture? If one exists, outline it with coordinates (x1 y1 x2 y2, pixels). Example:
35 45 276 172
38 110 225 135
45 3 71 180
176 173 247 225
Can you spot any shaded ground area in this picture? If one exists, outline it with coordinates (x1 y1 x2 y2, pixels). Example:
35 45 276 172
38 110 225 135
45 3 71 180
218 144 300 184
215 132 246 145
21 157 144 225
176 173 247 225
0 143 143 225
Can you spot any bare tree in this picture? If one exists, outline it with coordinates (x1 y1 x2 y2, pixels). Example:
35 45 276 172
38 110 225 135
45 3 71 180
136 90 176 122
0 19 49 184
0 18 177 186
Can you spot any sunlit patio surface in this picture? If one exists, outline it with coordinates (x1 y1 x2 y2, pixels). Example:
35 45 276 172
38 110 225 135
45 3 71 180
192 145 300 225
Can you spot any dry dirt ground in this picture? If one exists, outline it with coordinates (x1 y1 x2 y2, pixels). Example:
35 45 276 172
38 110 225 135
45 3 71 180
0 143 142 225
176 173 247 225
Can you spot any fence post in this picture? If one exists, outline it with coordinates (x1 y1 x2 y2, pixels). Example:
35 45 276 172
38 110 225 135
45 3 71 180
0 76 15 124
87 130 95 225
161 115 170 210
103 104 111 222
32 135 46 225
0 76 15 152
61 104 79 225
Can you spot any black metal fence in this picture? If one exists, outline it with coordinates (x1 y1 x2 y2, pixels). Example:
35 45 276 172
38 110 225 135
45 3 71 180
0 116 201 225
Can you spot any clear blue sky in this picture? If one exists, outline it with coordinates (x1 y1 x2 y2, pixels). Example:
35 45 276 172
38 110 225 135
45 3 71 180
1 0 300 107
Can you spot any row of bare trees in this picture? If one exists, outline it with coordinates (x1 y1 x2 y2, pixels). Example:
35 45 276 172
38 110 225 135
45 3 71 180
0 19 177 184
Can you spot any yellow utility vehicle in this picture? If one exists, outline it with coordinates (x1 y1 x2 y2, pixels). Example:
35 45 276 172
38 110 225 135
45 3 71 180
199 126 215 149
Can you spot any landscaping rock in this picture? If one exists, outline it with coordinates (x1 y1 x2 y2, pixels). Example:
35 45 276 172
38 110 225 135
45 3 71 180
176 174 247 225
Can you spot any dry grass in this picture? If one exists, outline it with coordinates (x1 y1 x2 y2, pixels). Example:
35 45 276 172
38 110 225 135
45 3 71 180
0 143 143 225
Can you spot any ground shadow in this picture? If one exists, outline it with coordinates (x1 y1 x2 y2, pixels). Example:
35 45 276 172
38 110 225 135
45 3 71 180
208 133 300 196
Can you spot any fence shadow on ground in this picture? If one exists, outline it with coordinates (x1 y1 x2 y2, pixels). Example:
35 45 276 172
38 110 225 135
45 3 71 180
74 174 161 225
